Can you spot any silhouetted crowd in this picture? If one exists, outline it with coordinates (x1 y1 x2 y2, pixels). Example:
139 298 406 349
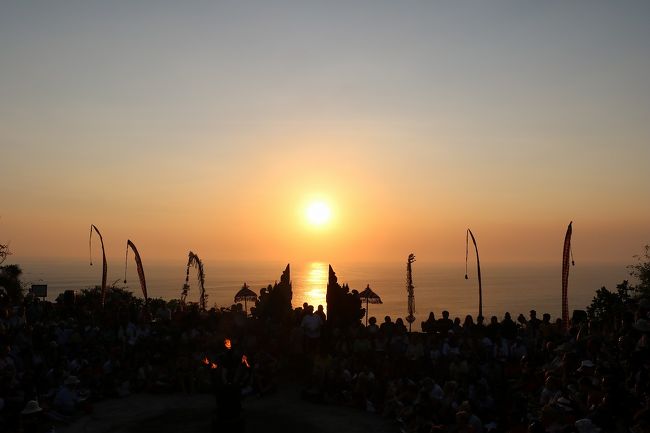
299 304 650 433
0 298 280 433
1 293 650 433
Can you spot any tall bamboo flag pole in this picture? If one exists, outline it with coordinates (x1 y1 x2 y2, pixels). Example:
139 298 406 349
124 240 148 302
406 253 416 332
465 229 483 319
89 225 108 307
561 222 575 330
183 251 207 311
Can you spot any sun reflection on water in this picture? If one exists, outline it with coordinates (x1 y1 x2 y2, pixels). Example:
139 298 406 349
299 262 327 311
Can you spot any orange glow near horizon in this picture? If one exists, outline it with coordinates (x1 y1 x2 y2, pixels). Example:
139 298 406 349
2 3 650 268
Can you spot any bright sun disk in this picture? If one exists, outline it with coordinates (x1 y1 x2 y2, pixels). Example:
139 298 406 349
306 202 331 226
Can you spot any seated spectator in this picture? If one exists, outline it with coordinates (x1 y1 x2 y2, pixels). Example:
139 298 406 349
422 312 436 333
53 375 81 415
20 400 53 433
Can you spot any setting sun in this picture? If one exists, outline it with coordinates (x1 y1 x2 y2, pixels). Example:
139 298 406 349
306 202 331 226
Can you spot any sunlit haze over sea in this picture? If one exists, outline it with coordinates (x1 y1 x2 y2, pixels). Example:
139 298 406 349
18 258 632 321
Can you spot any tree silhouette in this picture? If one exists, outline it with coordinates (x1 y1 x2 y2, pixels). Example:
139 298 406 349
0 264 23 304
629 245 650 297
587 280 632 322
0 243 10 265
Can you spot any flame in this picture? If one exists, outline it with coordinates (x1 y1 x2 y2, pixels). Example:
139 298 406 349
202 356 217 369
241 355 250 368
224 338 232 350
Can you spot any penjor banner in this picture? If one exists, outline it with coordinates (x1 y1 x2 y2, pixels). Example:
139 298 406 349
125 240 148 301
561 222 573 330
89 224 108 306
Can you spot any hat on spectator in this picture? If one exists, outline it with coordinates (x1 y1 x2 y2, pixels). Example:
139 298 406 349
575 418 601 433
577 360 595 372
555 397 573 412
64 375 80 386
21 400 43 415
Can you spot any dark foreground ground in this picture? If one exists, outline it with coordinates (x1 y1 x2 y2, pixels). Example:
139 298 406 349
59 386 396 433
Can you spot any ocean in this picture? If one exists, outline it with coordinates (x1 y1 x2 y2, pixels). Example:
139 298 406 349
17 258 633 322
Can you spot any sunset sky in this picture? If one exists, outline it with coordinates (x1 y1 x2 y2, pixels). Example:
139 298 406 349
1 2 649 265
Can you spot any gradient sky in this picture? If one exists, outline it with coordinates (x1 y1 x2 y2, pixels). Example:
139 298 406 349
1 1 649 265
